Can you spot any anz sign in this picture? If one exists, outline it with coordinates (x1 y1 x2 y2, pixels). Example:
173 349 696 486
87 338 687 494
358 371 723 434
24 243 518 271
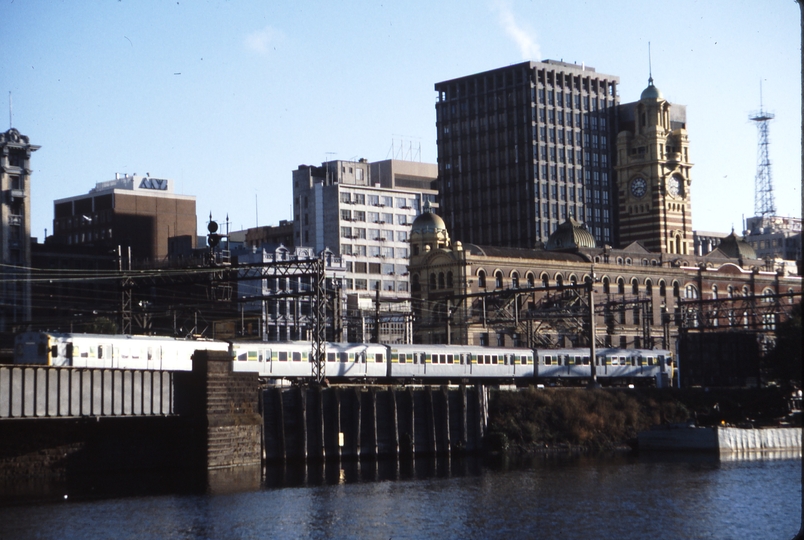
138 178 169 191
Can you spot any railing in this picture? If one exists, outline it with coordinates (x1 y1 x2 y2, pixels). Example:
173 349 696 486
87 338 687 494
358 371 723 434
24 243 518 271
0 366 174 419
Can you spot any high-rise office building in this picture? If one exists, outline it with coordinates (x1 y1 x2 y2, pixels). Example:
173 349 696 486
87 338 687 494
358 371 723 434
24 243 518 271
293 159 437 341
52 173 197 265
434 60 619 249
0 128 39 331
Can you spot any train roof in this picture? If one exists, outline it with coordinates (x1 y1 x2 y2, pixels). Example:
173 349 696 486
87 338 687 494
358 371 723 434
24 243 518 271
15 331 224 343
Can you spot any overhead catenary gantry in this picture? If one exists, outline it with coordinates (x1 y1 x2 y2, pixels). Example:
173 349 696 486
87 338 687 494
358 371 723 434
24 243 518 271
115 256 331 383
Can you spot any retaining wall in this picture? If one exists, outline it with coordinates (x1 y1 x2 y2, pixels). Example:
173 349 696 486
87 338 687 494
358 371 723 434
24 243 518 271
263 385 488 462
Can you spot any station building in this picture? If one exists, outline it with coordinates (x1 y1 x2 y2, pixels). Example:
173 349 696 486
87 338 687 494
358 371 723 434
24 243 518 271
408 210 800 349
411 77 801 350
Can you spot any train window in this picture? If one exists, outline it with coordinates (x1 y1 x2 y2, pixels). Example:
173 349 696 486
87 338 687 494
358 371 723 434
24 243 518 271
522 355 529 365
447 354 453 364
327 353 336 362
66 343 74 359
544 355 552 365
279 351 288 361
492 355 498 365
647 357 654 366
583 356 590 365
248 350 258 362
574 356 581 365
631 357 636 366
376 353 384 363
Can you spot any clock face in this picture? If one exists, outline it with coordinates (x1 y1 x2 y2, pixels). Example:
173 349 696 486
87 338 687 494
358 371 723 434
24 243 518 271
630 177 647 198
667 177 681 197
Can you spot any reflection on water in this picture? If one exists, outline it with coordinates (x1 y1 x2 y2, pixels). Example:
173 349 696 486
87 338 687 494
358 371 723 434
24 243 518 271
263 454 488 489
0 452 800 540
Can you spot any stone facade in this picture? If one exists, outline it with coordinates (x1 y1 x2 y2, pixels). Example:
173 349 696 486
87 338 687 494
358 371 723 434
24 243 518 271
408 212 801 350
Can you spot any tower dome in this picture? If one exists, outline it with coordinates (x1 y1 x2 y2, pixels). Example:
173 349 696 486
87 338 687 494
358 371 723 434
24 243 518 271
410 208 451 252
718 231 757 260
410 211 447 236
545 217 597 251
640 77 663 100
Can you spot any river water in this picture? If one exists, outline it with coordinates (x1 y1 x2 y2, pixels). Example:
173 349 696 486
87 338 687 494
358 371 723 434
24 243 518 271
0 451 800 540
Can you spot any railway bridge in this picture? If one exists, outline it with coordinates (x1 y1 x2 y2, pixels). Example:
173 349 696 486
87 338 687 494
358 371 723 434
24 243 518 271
0 351 489 486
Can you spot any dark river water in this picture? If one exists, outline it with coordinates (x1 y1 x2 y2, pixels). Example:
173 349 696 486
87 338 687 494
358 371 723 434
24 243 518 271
0 451 800 540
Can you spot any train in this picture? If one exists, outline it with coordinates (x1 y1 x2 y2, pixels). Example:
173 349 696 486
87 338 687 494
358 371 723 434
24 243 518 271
13 331 674 387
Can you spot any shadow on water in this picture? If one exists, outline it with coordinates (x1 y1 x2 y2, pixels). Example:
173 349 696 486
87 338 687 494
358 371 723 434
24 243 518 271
1 449 798 507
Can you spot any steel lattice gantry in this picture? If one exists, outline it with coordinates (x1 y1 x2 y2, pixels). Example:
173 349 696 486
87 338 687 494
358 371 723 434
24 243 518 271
117 257 330 383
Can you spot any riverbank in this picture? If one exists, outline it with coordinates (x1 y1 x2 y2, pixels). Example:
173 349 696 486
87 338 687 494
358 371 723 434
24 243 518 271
486 386 798 453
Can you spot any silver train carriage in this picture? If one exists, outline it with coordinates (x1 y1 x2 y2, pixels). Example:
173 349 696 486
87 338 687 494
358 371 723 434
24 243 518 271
13 331 230 371
14 332 672 387
534 347 673 387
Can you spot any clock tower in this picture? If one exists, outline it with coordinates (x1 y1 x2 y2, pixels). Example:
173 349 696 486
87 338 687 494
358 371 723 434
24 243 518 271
615 78 692 254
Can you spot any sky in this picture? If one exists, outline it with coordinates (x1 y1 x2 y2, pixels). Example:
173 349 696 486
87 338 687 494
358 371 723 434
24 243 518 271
3 0 801 242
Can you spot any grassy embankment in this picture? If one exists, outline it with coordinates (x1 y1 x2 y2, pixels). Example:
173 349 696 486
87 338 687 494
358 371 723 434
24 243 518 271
486 386 793 453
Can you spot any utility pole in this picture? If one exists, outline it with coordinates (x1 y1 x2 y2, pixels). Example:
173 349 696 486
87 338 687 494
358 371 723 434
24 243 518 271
373 286 381 343
588 266 599 388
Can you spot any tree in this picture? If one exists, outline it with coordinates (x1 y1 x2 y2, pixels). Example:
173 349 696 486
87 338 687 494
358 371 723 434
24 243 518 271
84 316 119 334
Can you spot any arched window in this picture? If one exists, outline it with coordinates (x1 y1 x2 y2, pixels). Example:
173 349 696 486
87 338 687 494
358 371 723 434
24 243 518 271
495 271 503 289
762 288 774 302
659 280 666 297
556 274 564 289
569 274 578 286
438 272 445 289
742 285 751 297
446 271 453 289
511 272 519 289
411 274 420 292
645 280 653 295
478 270 486 288
541 273 549 288
617 278 625 295
727 285 734 298
429 273 436 289
527 273 535 288
602 277 610 294
631 278 639 295
673 282 680 297
712 284 718 300
685 284 698 299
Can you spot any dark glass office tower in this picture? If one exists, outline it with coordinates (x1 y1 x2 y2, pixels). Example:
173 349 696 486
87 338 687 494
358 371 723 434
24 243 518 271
434 60 619 248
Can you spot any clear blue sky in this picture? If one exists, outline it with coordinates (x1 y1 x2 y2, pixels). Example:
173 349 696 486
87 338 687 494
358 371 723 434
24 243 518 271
3 0 801 242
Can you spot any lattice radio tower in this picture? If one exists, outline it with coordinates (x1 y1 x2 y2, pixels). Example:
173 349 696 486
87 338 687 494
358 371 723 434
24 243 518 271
749 83 776 217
